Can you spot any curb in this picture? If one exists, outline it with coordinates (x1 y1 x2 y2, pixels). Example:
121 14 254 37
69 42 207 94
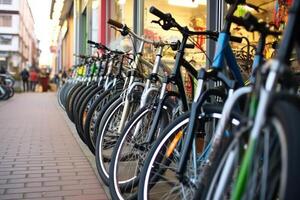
55 94 111 200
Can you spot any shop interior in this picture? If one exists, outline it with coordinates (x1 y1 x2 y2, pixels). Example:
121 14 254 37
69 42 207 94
107 0 294 78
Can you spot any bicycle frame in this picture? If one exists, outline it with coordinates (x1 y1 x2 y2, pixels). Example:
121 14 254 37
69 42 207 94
117 42 167 133
176 28 243 179
176 2 272 177
145 35 199 144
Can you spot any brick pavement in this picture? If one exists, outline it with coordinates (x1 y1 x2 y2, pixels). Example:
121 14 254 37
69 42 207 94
0 93 108 200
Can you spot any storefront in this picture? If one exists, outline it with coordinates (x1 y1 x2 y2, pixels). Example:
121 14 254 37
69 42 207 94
103 0 208 69
101 0 291 58
102 0 287 69
52 0 294 72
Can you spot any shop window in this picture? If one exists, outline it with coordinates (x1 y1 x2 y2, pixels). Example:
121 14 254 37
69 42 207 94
143 0 207 68
80 9 87 54
0 0 12 5
107 0 134 50
91 0 99 42
0 15 12 27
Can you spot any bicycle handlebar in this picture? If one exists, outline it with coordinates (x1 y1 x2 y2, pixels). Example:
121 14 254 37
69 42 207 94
149 6 243 44
87 40 98 46
149 6 170 21
87 40 110 51
107 19 124 29
230 36 243 43
107 18 172 46
225 0 245 4
229 13 281 36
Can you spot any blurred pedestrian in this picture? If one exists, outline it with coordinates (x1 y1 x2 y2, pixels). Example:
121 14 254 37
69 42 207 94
0 66 6 74
39 69 49 92
0 66 6 85
20 68 29 92
29 69 38 92
62 70 67 84
53 73 60 88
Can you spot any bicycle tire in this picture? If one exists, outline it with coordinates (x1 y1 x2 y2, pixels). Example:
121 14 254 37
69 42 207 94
95 97 124 185
95 91 141 185
76 86 104 141
65 82 83 121
200 100 300 200
73 84 98 142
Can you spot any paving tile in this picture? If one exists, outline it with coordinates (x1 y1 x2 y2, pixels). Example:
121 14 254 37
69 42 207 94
64 194 108 200
0 188 5 195
62 183 102 191
0 183 24 189
83 188 105 195
6 185 60 194
23 192 42 198
43 189 82 197
25 182 42 187
43 180 79 187
0 193 23 199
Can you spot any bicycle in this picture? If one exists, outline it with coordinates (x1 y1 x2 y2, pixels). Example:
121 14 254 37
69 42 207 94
193 0 300 199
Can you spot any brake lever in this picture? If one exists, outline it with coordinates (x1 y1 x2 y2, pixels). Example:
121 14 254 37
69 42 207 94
108 25 124 36
151 20 161 25
151 19 172 30
89 44 97 49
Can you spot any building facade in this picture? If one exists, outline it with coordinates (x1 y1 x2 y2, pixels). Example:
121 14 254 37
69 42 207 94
50 0 210 73
49 0 277 74
0 0 40 74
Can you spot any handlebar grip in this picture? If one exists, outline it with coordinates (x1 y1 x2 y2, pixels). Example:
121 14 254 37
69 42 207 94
230 35 243 43
107 19 123 29
224 0 235 4
268 31 282 37
149 6 167 20
230 16 245 27
244 12 260 31
185 43 195 49
225 0 245 5
87 40 98 45
244 13 282 36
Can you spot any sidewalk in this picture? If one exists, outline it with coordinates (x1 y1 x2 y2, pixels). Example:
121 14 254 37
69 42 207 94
0 93 108 200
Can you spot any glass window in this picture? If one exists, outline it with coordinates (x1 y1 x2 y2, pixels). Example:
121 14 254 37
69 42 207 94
0 0 12 5
0 15 12 27
144 0 207 67
108 0 134 50
91 0 99 42
0 35 12 45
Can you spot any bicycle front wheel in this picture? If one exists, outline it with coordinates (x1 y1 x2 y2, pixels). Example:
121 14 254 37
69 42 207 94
203 100 300 200
138 104 240 200
109 103 170 200
95 94 140 185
